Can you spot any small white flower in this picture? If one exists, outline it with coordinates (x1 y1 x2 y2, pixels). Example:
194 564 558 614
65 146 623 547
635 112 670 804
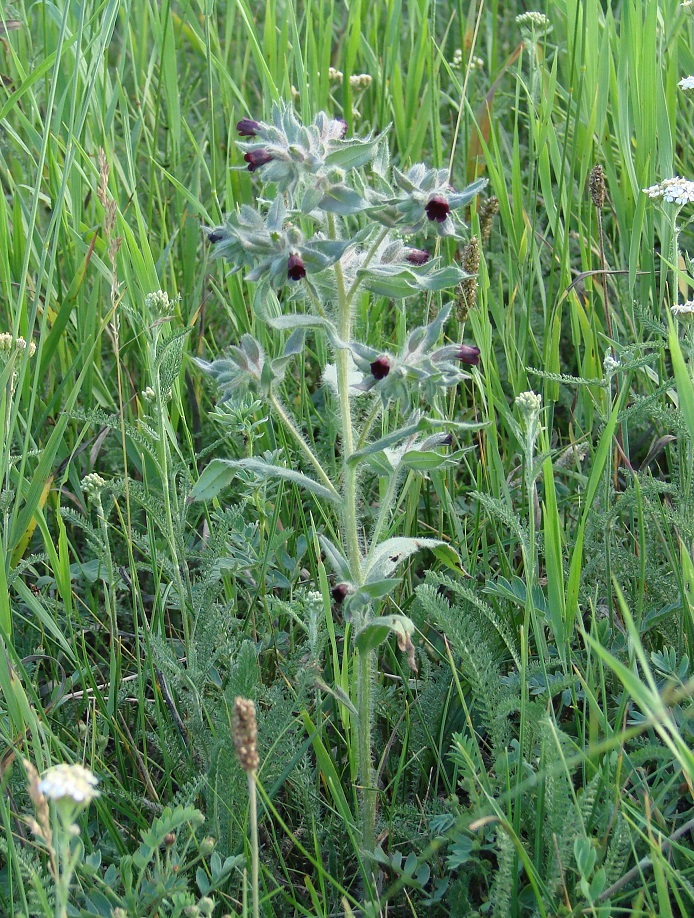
349 73 372 90
516 11 552 32
515 390 542 417
328 66 343 82
682 0 694 15
679 75 694 93
603 350 621 374
672 300 694 323
82 472 106 499
39 764 99 805
643 176 694 205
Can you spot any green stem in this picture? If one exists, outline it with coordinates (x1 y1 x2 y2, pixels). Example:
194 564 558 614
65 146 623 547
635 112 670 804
356 646 376 854
328 213 377 855
248 770 259 918
269 392 339 498
330 214 362 580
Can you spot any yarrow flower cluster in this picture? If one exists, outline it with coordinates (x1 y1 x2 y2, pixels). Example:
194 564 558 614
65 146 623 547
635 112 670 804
682 0 694 15
672 300 694 323
643 177 694 205
0 332 36 357
516 11 552 34
82 472 106 499
679 75 694 93
39 763 99 806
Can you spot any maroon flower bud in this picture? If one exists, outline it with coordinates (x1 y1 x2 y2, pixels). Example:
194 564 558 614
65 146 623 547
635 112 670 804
336 118 348 138
237 118 261 137
405 248 430 266
425 195 451 223
244 148 273 172
370 355 392 380
332 583 351 604
207 228 226 244
287 253 306 281
440 433 454 446
456 344 481 366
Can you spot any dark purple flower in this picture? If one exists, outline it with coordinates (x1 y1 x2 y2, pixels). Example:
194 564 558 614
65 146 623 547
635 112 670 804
237 118 261 137
425 194 451 223
370 355 392 380
336 117 348 138
332 583 351 604
287 253 306 281
244 148 273 172
405 248 430 266
207 228 226 244
456 344 481 366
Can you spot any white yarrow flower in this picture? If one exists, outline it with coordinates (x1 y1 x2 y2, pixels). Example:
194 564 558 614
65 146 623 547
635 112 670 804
643 177 694 205
39 764 99 805
516 12 551 32
679 75 694 92
672 300 694 323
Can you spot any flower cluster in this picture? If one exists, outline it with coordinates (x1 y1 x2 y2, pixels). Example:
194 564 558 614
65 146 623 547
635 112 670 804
235 105 360 191
369 162 487 237
643 177 694 205
0 332 36 357
39 763 99 806
516 11 552 33
672 300 694 323
679 75 694 93
346 304 480 406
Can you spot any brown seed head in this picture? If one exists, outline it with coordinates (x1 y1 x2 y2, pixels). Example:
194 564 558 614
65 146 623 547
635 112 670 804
232 697 259 774
479 196 499 243
589 165 606 209
457 236 480 321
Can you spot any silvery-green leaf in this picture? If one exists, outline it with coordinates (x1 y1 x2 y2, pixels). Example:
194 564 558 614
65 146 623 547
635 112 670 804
301 239 351 271
283 327 306 357
355 614 415 654
362 271 417 299
348 420 427 465
400 449 466 471
318 184 367 214
190 458 339 504
448 177 488 209
414 265 468 292
266 313 336 334
298 184 324 214
318 535 351 580
365 536 447 581
324 137 381 171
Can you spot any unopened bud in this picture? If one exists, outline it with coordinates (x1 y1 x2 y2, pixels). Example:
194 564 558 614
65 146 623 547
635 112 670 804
232 697 259 774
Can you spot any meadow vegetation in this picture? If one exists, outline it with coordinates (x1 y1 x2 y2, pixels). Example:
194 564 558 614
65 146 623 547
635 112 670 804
0 1 693 915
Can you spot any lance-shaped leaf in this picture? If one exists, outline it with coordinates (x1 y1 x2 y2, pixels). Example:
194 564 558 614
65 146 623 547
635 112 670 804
266 313 337 335
189 458 339 504
348 419 428 465
364 536 453 582
355 614 417 671
318 535 351 581
324 136 382 171
318 184 368 215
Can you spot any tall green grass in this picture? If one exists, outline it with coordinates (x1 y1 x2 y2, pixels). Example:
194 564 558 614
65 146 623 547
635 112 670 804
0 0 692 915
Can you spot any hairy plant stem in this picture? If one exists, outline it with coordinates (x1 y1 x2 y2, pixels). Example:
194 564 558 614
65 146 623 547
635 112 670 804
268 391 338 498
248 770 260 918
328 213 376 853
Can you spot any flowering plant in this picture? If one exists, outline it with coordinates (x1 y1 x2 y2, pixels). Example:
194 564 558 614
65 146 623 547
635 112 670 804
193 104 486 856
